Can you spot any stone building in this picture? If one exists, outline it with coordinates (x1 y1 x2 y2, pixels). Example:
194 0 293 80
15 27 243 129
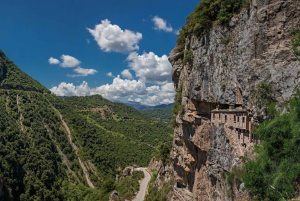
211 105 258 145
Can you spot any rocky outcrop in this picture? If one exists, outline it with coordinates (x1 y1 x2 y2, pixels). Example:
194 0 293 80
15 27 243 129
109 190 120 201
148 157 173 187
169 0 300 200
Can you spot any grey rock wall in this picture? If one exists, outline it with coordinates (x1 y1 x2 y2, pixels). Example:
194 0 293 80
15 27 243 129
169 0 300 200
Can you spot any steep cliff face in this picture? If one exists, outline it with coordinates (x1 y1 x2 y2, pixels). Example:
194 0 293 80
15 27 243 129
169 0 300 200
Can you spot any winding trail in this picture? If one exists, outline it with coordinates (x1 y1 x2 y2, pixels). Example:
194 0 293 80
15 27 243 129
52 106 95 188
133 168 151 201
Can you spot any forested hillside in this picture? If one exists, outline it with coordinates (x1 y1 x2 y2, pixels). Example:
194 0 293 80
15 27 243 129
0 50 173 200
140 108 173 122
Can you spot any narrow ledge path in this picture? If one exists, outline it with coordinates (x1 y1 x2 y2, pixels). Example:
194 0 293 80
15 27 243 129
133 168 151 201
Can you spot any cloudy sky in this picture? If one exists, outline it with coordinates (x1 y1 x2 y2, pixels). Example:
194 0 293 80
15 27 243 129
0 0 199 105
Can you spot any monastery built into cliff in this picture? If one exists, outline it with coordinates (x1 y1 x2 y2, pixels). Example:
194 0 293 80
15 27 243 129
211 105 258 145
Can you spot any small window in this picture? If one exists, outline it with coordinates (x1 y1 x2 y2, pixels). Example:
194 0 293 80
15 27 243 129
242 117 245 123
234 116 236 123
237 117 239 122
225 115 227 122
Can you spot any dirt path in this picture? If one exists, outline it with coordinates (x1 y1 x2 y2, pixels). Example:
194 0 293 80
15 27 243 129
133 168 151 201
52 106 95 188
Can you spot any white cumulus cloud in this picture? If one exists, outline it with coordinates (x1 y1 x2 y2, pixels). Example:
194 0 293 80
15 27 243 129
60 55 81 68
50 81 91 96
121 69 133 79
127 52 172 84
68 67 98 77
152 16 173 32
50 79 175 106
93 76 147 99
48 57 60 65
87 19 142 53
106 72 114 77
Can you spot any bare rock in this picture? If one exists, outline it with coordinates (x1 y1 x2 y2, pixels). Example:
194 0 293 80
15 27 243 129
169 0 300 200
109 190 120 201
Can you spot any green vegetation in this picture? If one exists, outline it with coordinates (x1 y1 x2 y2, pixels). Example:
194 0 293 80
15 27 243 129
115 170 144 200
152 141 173 165
183 50 194 65
50 95 173 180
140 108 173 122
172 84 183 127
254 81 273 108
176 0 248 46
221 36 231 45
291 28 300 60
0 51 48 93
62 182 107 201
221 167 244 198
145 138 174 201
221 83 226 91
145 170 175 201
0 51 173 200
0 90 69 200
243 89 300 200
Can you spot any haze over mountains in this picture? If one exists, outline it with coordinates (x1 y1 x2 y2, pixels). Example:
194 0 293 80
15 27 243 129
123 101 174 110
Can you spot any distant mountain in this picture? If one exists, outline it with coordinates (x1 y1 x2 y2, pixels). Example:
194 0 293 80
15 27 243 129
123 101 174 110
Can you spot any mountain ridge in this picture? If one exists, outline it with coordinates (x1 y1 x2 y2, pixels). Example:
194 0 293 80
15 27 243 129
0 50 48 93
122 101 174 110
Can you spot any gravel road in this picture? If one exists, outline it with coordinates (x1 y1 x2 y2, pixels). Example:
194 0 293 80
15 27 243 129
133 168 151 201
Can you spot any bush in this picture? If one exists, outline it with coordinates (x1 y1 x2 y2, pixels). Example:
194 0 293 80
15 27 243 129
243 93 300 200
145 177 175 201
291 28 300 60
153 141 173 165
221 83 226 91
221 36 231 45
255 81 273 108
172 84 183 127
176 0 247 46
183 50 194 65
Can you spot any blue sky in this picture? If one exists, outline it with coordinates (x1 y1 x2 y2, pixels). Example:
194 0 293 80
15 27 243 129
0 0 199 105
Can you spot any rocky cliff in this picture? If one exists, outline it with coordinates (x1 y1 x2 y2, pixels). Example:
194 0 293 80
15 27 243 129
169 0 300 200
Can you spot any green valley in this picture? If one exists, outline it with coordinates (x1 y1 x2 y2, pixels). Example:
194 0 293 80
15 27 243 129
0 50 173 200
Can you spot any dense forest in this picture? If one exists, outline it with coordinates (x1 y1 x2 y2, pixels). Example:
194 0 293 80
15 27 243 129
0 50 173 200
140 108 173 122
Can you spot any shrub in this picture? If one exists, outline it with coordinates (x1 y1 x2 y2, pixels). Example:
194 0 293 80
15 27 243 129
176 0 247 46
183 50 194 65
243 93 300 200
172 84 183 127
254 81 273 108
291 28 300 60
221 36 231 45
221 83 226 91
